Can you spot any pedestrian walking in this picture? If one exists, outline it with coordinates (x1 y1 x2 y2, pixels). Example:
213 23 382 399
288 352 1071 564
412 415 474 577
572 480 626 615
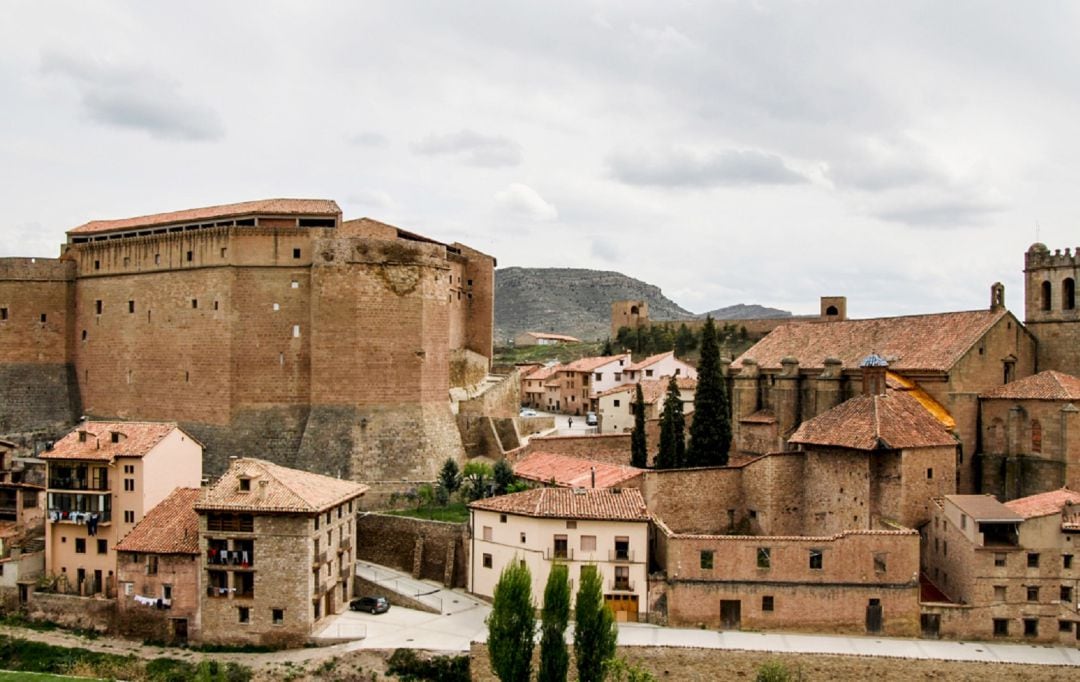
568 417 573 429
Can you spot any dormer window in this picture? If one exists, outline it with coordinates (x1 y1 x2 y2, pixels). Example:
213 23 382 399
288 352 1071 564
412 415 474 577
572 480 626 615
110 432 122 444
78 431 88 443
239 477 251 492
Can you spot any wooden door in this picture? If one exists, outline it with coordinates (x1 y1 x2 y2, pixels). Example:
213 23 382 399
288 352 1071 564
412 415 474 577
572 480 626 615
720 600 741 629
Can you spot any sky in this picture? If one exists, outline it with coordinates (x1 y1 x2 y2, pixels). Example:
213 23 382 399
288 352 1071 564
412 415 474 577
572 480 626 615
2 1 1079 317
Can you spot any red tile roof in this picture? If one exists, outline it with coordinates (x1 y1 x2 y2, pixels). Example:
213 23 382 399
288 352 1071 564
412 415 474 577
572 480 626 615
562 354 631 373
526 365 561 381
789 391 957 450
196 458 367 514
740 409 777 424
69 198 341 235
469 487 649 521
40 422 184 462
981 370 1080 400
1004 489 1080 519
597 377 696 402
115 488 200 555
513 452 643 489
733 309 1007 372
630 351 674 371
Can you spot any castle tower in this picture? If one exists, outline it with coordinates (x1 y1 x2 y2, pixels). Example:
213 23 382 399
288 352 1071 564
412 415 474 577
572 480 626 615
1024 243 1080 374
820 296 847 321
610 300 649 338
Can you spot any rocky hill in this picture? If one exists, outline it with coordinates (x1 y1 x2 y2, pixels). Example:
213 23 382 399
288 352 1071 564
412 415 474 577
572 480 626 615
494 267 790 343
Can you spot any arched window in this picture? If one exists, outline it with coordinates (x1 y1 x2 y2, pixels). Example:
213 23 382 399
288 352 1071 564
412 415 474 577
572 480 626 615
825 305 839 316
629 305 639 315
1064 278 1076 310
1041 280 1052 311
1031 419 1042 454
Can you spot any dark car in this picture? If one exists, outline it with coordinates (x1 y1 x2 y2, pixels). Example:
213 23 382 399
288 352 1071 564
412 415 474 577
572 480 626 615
350 596 390 614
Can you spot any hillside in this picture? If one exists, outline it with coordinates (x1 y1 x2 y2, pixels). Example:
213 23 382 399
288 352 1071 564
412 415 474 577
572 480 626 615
494 267 790 343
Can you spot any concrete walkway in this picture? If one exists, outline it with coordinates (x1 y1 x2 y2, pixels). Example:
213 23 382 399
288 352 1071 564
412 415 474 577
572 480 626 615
322 561 1080 666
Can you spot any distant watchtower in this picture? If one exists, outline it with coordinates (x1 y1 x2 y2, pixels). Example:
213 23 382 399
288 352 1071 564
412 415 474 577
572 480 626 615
1024 243 1080 374
820 296 847 321
611 300 649 338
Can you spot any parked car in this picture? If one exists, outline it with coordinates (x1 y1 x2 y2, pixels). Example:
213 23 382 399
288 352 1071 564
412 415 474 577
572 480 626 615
585 412 598 426
519 408 538 417
350 596 390 614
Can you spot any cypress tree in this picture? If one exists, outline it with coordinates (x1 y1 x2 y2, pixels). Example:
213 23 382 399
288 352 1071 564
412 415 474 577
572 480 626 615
539 564 571 682
687 315 732 466
487 560 536 681
574 566 617 682
657 375 686 469
630 383 648 468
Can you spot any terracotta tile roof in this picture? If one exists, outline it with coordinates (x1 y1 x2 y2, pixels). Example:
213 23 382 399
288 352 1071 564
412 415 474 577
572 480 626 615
527 365 561 381
40 422 184 462
740 409 777 424
1004 488 1080 519
196 458 368 514
562 354 631 373
733 309 1007 372
630 351 674 371
69 198 341 235
981 370 1080 400
469 487 649 521
115 488 200 555
513 452 643 489
522 332 581 343
946 495 1023 522
597 377 696 402
789 391 957 450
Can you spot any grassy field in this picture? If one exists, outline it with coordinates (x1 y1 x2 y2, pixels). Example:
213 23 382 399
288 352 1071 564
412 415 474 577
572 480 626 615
493 341 606 366
0 672 102 681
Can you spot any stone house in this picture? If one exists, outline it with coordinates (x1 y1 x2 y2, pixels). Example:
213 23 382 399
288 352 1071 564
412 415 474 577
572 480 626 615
787 358 959 533
921 489 1080 643
115 487 201 642
514 331 581 347
622 351 698 384
41 421 202 597
469 487 650 622
520 364 558 410
597 377 696 435
196 457 368 645
978 370 1080 500
0 438 43 531
554 354 633 415
731 289 1036 494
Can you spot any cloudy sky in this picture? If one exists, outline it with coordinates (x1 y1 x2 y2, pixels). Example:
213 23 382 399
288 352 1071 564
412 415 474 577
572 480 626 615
3 1 1078 317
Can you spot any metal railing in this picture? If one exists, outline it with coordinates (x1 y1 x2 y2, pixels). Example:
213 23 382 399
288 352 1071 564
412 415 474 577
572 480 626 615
609 580 635 592
339 536 353 551
546 547 573 560
47 477 109 491
609 549 634 562
312 550 327 567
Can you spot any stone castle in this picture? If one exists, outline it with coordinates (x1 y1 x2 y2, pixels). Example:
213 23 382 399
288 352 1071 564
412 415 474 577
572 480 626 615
0 199 496 490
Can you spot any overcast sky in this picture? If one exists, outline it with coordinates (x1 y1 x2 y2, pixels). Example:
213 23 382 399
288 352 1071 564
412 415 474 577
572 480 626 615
3 1 1078 317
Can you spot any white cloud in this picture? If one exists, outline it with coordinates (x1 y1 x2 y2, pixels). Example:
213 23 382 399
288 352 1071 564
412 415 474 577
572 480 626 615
494 183 558 222
413 130 522 167
607 147 807 188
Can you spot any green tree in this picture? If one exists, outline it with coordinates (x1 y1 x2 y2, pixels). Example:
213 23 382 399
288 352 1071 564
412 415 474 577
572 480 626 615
615 326 634 351
487 560 536 682
462 461 493 501
674 323 697 356
539 564 571 682
438 457 462 495
656 376 685 469
574 566 617 682
601 338 615 356
493 458 515 496
630 383 648 468
687 316 732 467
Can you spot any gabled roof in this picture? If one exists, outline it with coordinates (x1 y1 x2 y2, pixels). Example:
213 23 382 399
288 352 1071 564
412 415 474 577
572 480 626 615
196 458 368 514
946 495 1023 522
562 354 631 373
981 370 1080 401
597 377 696 402
733 309 1008 373
69 198 341 235
1004 489 1080 519
789 392 957 450
513 452 643 489
115 488 200 555
470 487 649 521
40 422 186 462
630 351 676 371
526 365 561 381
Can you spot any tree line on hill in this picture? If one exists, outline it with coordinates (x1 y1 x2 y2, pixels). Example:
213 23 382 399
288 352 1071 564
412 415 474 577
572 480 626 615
609 320 748 358
631 316 733 469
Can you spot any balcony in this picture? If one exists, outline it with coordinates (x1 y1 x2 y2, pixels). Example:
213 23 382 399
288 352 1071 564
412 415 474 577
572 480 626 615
313 577 329 596
545 547 574 561
206 586 230 599
609 549 635 562
48 477 109 492
206 545 254 568
340 563 352 580
609 580 635 592
339 536 353 552
312 550 327 568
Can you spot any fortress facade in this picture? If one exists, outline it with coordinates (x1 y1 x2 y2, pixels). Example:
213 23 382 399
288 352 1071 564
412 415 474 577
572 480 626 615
0 199 495 489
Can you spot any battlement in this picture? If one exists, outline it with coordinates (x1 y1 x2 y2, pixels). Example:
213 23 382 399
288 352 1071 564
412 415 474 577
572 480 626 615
1025 242 1080 270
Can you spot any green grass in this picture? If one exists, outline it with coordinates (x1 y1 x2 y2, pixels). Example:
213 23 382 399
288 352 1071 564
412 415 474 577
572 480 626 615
0 672 102 681
494 341 606 366
386 502 470 523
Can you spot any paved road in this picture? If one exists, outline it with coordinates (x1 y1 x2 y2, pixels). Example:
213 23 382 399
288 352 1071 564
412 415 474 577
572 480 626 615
317 561 1080 666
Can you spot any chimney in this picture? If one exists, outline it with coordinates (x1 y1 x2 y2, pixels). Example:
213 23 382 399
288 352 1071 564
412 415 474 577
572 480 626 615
860 353 888 396
590 466 596 489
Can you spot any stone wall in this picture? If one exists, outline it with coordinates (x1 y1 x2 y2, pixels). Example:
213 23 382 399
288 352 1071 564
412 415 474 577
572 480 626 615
521 434 632 465
25 590 115 632
356 513 468 588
